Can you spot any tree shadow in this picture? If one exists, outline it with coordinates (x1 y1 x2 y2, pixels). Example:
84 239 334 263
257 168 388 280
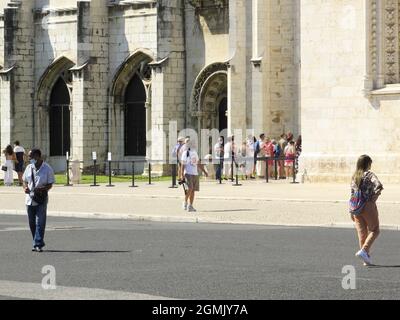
367 265 400 269
44 250 131 254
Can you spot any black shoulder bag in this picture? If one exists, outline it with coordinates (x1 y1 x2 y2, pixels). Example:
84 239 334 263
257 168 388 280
31 167 48 205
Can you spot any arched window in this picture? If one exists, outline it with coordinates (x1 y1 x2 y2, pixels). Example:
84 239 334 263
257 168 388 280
124 74 146 156
49 77 71 156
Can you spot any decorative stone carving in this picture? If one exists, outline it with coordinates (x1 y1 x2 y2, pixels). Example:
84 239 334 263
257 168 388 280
366 0 400 91
187 0 226 9
383 0 399 84
190 62 228 115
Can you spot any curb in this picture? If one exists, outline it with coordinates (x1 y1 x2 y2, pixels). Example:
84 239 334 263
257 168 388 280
1 190 400 205
1 210 400 231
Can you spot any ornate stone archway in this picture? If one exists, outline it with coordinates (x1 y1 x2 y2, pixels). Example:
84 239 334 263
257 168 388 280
190 62 228 132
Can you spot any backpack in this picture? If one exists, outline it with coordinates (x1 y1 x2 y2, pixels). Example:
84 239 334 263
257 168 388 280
349 181 366 215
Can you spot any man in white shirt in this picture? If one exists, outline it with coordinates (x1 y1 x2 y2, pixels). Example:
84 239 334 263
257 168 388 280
180 140 208 212
23 148 55 252
213 136 224 181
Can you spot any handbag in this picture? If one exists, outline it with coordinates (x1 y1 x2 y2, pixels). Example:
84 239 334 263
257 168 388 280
31 168 48 205
1 165 7 172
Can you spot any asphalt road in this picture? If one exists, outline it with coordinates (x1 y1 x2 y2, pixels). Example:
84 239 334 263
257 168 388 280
0 214 400 300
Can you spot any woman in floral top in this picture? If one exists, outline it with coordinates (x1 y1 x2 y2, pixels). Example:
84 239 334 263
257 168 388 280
350 155 383 266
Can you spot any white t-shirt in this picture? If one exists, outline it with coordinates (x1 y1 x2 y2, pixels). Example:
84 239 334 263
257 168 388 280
224 142 232 159
181 149 199 176
214 142 224 159
14 146 25 153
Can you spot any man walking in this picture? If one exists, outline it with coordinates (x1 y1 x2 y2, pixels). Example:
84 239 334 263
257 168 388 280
180 140 208 212
23 148 55 252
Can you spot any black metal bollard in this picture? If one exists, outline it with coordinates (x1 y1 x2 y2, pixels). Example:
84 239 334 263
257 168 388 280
106 161 114 187
219 158 223 184
230 153 234 182
169 164 178 189
90 160 99 187
265 158 269 183
130 161 138 188
148 162 152 185
274 158 278 180
233 162 242 187
65 159 72 187
291 157 297 184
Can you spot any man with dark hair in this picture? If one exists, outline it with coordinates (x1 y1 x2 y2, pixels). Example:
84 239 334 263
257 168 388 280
22 148 55 252
13 141 26 186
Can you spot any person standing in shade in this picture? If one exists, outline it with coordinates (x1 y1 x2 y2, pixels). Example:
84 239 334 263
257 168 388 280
214 136 224 181
180 140 208 212
351 155 383 266
2 145 17 186
14 141 26 186
23 148 55 252
172 136 185 182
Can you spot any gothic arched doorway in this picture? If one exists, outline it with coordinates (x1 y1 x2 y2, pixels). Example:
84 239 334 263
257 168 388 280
49 76 71 157
190 63 228 132
218 97 228 132
124 74 146 156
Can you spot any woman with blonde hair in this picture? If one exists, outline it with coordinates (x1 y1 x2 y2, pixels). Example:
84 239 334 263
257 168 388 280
350 155 383 266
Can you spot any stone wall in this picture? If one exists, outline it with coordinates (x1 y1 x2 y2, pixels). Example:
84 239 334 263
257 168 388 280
263 0 300 139
0 1 35 155
300 0 400 183
185 0 229 127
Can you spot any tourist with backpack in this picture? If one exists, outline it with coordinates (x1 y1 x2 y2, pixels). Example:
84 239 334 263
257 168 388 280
349 155 383 266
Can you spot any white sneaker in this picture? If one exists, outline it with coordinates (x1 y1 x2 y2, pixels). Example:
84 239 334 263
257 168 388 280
188 205 197 213
355 249 372 266
183 202 188 210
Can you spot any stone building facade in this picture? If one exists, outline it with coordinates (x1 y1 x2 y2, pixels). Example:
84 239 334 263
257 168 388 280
0 0 399 182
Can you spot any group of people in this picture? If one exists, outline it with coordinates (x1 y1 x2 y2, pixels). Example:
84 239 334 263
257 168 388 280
1 141 26 186
212 132 302 181
0 136 385 267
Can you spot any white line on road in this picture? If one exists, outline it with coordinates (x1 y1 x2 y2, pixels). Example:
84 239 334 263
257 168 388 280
0 280 175 300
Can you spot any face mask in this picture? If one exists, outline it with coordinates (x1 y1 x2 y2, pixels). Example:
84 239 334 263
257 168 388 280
30 159 37 165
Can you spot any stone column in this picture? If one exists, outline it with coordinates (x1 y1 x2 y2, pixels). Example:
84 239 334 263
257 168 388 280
251 0 267 136
0 1 35 152
228 0 248 138
150 0 186 175
71 0 109 168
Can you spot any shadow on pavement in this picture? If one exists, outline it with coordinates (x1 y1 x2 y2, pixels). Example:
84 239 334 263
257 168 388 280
43 250 131 254
368 265 400 269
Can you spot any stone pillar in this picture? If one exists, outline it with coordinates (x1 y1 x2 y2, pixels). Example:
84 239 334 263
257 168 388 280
228 0 248 138
251 0 267 136
0 1 35 153
150 0 186 175
71 0 109 168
